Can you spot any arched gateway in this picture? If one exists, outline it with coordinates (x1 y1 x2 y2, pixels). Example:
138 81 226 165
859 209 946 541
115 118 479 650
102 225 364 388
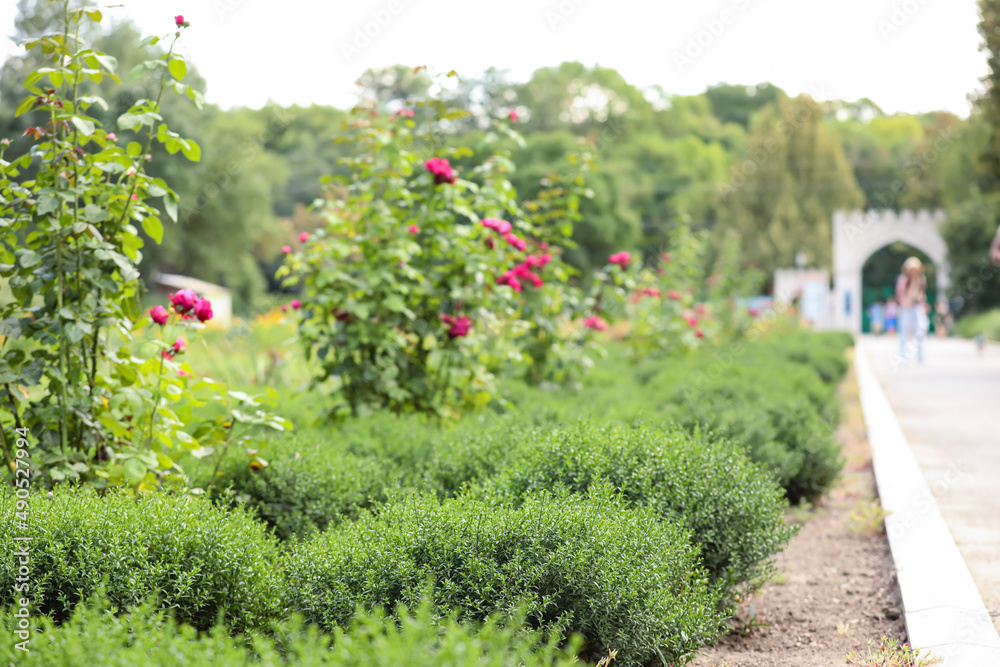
831 209 949 332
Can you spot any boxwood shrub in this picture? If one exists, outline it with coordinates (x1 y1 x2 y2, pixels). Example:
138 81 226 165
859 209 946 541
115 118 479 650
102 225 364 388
213 437 399 541
285 488 725 666
0 487 282 632
0 591 585 667
472 423 796 595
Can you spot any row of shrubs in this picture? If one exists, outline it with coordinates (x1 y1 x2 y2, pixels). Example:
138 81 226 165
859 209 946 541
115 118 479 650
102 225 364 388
217 330 852 543
1 588 587 667
3 486 715 665
2 330 853 665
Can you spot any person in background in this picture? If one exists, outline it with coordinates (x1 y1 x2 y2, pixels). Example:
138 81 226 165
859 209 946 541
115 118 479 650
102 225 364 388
868 300 885 335
896 257 928 362
885 298 899 336
934 296 952 339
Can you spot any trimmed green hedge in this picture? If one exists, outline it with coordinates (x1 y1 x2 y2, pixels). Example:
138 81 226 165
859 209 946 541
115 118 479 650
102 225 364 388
285 488 725 666
0 487 282 632
469 423 796 596
0 591 585 667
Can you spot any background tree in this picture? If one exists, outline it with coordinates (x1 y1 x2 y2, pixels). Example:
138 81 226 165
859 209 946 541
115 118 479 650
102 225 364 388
721 94 864 276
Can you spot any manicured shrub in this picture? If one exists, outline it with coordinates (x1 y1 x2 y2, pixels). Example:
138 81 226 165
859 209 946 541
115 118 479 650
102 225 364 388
672 388 843 503
285 488 725 666
214 434 399 541
0 487 282 632
472 423 796 596
0 591 585 667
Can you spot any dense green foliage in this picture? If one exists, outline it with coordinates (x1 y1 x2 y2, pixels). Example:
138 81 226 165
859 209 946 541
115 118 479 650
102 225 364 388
0 487 283 632
285 488 725 667
3 2 984 304
955 307 1000 339
469 423 795 595
0 591 586 667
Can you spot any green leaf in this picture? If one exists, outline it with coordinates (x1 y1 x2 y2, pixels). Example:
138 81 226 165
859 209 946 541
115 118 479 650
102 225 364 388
123 458 145 483
65 322 86 344
86 9 102 21
37 194 59 215
125 141 142 157
14 95 35 117
163 194 178 223
79 95 109 111
180 138 200 162
138 35 160 48
168 59 187 81
142 216 163 244
95 53 117 73
83 204 107 223
117 113 140 131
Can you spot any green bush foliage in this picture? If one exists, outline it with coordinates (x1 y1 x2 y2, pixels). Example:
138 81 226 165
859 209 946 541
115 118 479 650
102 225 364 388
0 590 585 667
469 423 796 596
0 487 282 632
285 488 725 666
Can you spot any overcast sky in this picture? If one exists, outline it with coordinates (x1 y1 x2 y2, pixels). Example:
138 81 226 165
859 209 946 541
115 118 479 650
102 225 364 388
0 0 988 116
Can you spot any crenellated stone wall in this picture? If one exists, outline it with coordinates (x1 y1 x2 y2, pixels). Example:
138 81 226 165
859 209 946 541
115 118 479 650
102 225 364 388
831 209 949 332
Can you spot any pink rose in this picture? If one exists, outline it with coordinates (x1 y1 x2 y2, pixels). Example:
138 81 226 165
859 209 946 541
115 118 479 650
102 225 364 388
281 305 288 313
149 305 169 325
408 225 420 234
424 157 456 185
509 109 518 123
668 290 682 301
584 316 607 332
685 315 697 327
282 245 292 254
441 314 471 338
169 288 198 314
299 232 309 243
106 132 117 142
172 337 186 354
174 14 186 27
193 298 213 323
291 299 302 310
504 233 526 251
695 329 704 339
608 251 631 269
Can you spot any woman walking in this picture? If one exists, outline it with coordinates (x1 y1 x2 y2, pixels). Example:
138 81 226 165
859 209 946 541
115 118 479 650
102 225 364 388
896 257 927 362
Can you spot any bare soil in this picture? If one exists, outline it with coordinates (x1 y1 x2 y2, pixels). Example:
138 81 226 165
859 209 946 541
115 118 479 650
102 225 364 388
690 350 907 667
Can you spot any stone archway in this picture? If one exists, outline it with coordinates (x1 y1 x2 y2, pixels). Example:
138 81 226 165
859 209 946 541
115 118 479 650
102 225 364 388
832 209 950 332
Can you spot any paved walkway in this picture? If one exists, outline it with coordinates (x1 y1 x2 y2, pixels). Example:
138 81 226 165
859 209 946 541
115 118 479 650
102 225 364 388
860 335 1000 632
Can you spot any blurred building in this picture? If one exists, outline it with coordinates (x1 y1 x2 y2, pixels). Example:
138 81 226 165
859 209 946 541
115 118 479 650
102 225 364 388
150 272 232 329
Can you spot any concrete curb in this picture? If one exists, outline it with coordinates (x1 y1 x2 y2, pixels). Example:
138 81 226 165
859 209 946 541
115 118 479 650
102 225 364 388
854 338 1000 665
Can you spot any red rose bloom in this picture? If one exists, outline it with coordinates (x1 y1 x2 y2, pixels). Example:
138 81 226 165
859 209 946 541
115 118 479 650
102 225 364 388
193 298 213 323
424 157 456 185
608 251 631 268
149 305 169 325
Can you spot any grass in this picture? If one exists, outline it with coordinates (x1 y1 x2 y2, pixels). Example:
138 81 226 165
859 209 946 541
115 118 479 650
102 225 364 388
955 308 1000 341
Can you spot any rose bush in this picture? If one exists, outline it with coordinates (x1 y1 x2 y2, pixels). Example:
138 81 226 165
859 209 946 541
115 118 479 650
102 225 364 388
279 95 595 418
0 7 288 489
